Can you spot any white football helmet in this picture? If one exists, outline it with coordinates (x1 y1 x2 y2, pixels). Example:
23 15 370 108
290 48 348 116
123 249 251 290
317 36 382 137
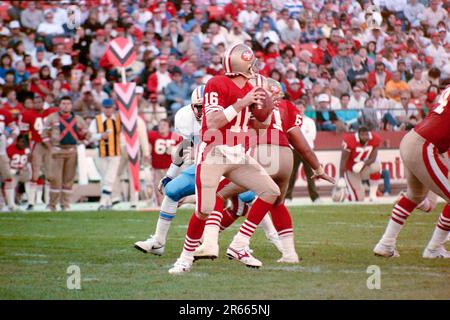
332 186 347 202
223 43 258 79
190 84 205 122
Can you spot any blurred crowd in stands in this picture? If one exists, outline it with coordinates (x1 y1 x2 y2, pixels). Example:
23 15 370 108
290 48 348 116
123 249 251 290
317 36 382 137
0 0 448 134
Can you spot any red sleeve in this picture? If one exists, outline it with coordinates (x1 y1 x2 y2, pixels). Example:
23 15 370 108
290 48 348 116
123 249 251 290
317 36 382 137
203 76 228 117
342 134 354 151
371 133 381 148
6 145 14 159
283 101 302 133
147 73 158 94
21 110 30 125
148 131 155 147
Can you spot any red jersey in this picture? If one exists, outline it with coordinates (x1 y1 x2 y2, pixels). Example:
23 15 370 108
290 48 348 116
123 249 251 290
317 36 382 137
148 131 182 169
7 144 30 170
259 99 303 147
20 108 58 144
202 75 254 149
0 108 14 135
414 89 450 153
342 132 381 171
2 102 25 120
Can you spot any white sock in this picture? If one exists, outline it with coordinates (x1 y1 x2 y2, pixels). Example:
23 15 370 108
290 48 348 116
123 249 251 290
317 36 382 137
427 209 450 249
5 188 15 208
369 179 379 199
36 185 43 205
28 182 36 205
44 183 49 205
154 196 178 245
427 227 450 250
231 232 250 248
279 234 297 257
202 211 222 246
381 219 403 246
259 214 278 239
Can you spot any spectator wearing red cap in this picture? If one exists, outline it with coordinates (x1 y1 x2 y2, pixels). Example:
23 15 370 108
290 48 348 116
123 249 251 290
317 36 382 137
425 32 446 69
225 21 251 45
89 29 107 67
146 56 172 100
183 8 206 32
91 78 109 105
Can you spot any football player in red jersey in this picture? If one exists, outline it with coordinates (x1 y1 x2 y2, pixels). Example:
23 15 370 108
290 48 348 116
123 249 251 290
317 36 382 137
20 95 58 210
195 77 334 264
148 119 182 206
7 135 31 205
169 43 282 274
336 127 382 202
0 108 19 211
374 86 450 259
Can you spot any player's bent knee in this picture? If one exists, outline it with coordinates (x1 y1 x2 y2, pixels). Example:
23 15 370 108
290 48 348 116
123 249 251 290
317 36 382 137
258 184 281 204
405 192 426 205
164 183 183 202
195 210 209 220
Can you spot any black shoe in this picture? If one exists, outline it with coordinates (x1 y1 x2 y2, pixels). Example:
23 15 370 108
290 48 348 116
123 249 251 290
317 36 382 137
26 204 34 211
112 200 121 206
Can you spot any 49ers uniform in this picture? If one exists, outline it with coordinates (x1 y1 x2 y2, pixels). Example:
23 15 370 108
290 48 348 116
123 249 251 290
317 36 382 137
342 132 382 202
7 143 30 185
218 99 303 204
148 130 182 205
196 74 280 214
401 95 450 203
374 88 450 259
20 107 58 207
0 109 19 209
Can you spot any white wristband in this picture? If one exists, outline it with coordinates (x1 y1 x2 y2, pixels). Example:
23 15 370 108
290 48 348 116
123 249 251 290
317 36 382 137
166 163 182 179
312 165 324 176
223 106 238 122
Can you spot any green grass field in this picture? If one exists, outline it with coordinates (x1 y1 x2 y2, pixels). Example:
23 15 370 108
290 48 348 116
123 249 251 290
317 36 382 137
0 204 449 300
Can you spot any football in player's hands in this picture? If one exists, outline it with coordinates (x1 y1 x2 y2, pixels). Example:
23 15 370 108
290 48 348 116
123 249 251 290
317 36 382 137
250 89 273 122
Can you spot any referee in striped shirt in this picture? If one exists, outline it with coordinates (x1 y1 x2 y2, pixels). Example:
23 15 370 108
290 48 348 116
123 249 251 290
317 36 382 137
89 98 122 210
